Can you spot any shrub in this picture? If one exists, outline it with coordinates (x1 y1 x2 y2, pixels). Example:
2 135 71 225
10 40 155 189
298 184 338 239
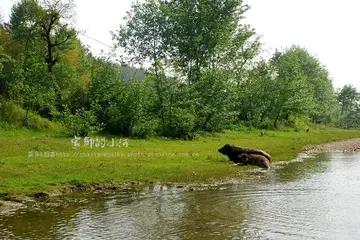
165 107 196 139
59 107 103 137
132 118 158 139
0 99 59 131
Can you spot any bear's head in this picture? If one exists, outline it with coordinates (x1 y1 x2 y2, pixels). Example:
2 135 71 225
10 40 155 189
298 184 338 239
218 144 234 155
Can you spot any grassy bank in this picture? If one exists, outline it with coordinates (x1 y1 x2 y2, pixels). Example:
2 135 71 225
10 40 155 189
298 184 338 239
1 127 360 199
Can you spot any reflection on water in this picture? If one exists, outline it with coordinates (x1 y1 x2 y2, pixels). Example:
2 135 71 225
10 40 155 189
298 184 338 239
1 152 360 239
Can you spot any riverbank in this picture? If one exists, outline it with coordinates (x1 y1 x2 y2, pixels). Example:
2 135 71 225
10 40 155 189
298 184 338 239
304 137 360 153
1 127 360 203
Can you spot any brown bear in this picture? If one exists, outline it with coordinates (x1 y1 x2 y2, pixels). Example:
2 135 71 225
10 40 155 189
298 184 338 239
218 144 271 164
238 153 271 169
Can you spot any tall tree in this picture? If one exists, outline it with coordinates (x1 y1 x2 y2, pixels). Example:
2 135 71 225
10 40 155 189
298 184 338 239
237 60 274 127
335 85 360 129
9 0 76 73
269 48 315 128
113 0 256 83
214 24 261 85
112 0 170 76
112 0 172 134
284 46 336 124
9 0 77 111
113 0 258 136
337 84 359 115
167 0 247 83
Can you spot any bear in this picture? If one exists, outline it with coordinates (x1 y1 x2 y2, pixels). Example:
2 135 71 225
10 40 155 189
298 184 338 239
238 153 271 169
218 144 271 164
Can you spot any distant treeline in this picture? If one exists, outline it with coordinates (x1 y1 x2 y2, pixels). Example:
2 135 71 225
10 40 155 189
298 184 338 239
0 0 359 138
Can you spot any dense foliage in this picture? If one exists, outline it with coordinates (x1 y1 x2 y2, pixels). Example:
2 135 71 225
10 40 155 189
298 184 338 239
0 0 359 137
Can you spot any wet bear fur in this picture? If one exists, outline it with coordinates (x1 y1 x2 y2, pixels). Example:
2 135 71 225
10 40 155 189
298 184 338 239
217 144 271 164
238 153 271 169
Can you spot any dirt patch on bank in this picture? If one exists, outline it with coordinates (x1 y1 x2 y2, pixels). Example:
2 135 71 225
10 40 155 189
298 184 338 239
304 138 360 153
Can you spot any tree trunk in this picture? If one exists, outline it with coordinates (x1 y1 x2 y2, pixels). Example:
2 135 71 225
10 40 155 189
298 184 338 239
273 111 281 129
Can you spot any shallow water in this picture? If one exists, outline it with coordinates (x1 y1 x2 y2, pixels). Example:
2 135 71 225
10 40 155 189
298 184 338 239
1 152 360 240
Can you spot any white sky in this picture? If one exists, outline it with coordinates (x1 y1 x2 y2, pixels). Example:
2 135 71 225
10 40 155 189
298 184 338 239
1 0 359 90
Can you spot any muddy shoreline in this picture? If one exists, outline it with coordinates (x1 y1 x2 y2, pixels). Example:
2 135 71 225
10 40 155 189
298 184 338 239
0 179 249 213
303 138 360 153
2 138 360 211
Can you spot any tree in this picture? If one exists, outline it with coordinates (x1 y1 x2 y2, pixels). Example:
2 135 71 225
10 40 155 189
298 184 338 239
9 0 77 111
192 68 237 131
167 0 248 83
268 48 315 128
112 0 259 137
214 24 261 85
342 103 360 129
9 0 76 73
114 0 256 83
112 0 170 77
0 26 23 98
284 46 336 124
337 84 359 115
0 48 8 95
335 85 360 129
113 0 174 135
237 60 274 127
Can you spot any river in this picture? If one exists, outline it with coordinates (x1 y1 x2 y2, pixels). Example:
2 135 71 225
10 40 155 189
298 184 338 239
1 152 360 240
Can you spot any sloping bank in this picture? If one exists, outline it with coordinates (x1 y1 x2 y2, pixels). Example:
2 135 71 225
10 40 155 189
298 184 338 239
304 138 360 153
1 128 360 205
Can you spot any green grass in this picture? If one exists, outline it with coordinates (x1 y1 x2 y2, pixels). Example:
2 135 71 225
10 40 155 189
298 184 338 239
1 127 360 198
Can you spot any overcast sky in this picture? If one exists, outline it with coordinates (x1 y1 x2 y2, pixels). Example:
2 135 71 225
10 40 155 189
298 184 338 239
1 0 359 90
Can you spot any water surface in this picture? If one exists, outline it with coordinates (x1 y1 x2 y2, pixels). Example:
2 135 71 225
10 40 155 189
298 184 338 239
1 152 360 239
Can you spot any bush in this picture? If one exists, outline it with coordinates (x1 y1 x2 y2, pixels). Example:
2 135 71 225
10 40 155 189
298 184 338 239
0 100 25 123
257 117 276 130
287 115 310 132
132 118 158 139
165 107 196 139
59 107 103 137
0 99 59 131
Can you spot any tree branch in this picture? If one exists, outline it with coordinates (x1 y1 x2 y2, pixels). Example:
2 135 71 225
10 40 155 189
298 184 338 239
51 33 71 47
